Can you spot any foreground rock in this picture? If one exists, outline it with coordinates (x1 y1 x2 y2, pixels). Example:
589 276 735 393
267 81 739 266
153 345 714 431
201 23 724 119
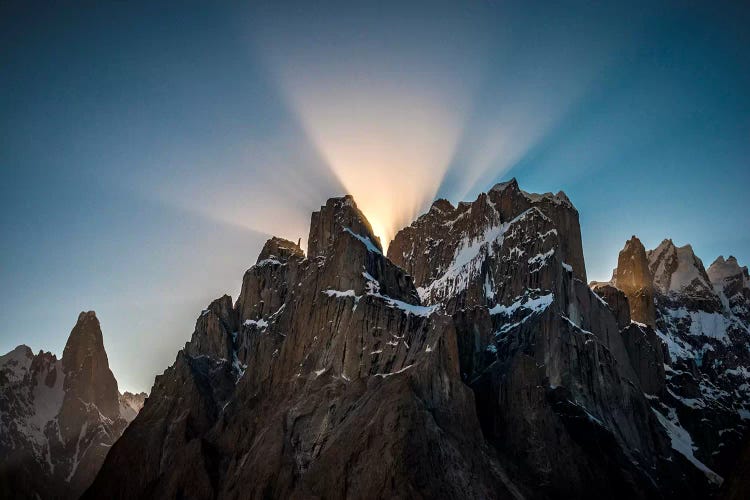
390 179 704 498
87 181 744 499
86 196 518 499
0 312 145 499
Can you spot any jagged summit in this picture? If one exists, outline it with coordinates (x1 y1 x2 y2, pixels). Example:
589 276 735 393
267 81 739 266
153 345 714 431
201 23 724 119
62 310 120 419
0 312 142 499
257 236 305 264
611 234 656 326
84 181 749 499
63 311 105 361
389 177 587 287
490 177 519 192
489 177 574 209
648 239 714 296
307 195 383 258
708 255 750 285
0 344 34 383
594 236 750 488
429 197 455 213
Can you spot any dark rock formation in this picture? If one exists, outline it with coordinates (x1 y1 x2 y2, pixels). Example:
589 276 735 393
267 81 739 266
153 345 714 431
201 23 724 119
600 238 750 488
0 312 144 499
85 182 748 499
390 182 701 498
86 196 518 500
591 283 631 329
720 435 750 500
388 178 587 291
620 322 666 395
612 236 656 326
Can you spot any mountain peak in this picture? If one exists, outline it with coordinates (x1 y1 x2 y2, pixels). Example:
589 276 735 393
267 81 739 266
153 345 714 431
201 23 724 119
490 177 519 192
429 198 455 214
648 239 712 295
623 235 645 252
257 236 305 264
8 344 33 359
61 310 120 420
613 235 655 325
708 254 749 286
0 344 35 383
63 311 105 366
307 195 382 258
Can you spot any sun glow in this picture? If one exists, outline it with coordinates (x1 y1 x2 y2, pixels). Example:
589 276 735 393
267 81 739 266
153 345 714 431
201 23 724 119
254 6 489 250
280 80 468 250
141 3 607 255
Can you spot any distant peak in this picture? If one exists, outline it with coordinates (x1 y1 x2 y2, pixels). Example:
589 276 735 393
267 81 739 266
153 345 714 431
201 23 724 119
490 177 519 192
12 344 34 357
624 235 645 250
660 238 675 248
63 309 107 373
77 310 98 322
0 344 34 364
429 198 455 214
708 253 748 284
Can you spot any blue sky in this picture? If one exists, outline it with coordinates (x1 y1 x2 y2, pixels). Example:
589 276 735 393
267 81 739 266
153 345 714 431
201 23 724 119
1 1 748 392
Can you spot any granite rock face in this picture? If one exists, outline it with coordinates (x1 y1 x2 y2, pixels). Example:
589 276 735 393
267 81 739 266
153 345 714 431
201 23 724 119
86 182 746 499
0 312 144 499
598 238 750 488
390 181 702 498
590 283 631 329
611 236 657 326
86 196 518 500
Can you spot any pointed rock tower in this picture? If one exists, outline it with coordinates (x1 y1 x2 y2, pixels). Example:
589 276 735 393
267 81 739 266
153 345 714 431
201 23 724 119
0 312 142 499
613 236 656 326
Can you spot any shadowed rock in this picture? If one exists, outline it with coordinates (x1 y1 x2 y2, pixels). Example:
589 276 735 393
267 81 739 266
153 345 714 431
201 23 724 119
0 312 143 499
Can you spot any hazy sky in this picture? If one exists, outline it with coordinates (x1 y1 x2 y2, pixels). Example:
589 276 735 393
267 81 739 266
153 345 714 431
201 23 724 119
2 1 748 393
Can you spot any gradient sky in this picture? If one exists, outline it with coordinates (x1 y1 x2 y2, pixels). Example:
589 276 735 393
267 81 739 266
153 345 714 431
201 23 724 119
1 1 748 393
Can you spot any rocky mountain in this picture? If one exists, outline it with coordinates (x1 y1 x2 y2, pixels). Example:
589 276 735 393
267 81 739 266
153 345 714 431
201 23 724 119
86 180 747 499
0 311 144 499
592 237 750 490
118 391 147 423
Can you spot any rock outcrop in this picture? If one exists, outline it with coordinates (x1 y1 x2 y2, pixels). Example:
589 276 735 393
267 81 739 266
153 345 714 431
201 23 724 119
0 312 145 499
86 182 728 499
611 236 657 326
86 196 517 499
598 238 750 487
118 391 147 422
389 182 701 498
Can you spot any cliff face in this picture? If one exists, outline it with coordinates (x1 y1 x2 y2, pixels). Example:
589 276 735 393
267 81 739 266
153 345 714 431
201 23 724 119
0 312 143 499
85 181 744 499
597 238 750 486
86 195 516 500
389 180 698 498
612 236 657 326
